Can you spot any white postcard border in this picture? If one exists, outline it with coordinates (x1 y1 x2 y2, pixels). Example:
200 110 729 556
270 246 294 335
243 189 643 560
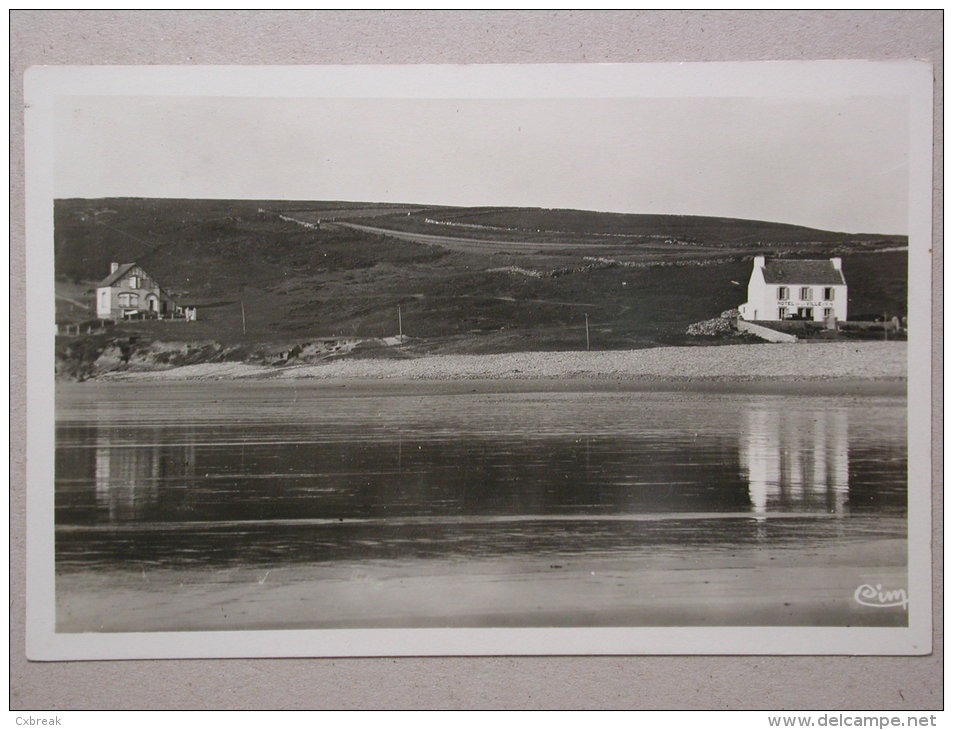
24 61 935 659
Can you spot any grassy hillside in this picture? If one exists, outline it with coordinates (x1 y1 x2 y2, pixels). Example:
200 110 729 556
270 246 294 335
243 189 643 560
344 206 901 246
54 198 908 354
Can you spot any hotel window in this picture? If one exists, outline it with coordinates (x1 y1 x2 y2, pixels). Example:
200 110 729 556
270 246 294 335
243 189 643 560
799 287 813 301
118 293 139 308
777 286 789 300
778 307 787 320
823 287 835 300
824 307 834 319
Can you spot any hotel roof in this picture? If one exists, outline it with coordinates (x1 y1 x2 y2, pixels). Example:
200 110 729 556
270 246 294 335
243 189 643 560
760 259 846 286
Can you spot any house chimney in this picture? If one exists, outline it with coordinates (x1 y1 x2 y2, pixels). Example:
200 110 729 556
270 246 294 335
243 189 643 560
831 257 842 270
110 262 119 273
753 255 766 269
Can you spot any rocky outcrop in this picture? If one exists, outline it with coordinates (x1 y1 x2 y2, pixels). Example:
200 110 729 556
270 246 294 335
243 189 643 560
56 336 232 381
55 334 397 380
685 309 741 336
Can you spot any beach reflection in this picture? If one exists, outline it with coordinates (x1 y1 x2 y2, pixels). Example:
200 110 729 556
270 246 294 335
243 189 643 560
93 430 197 522
65 388 904 531
740 407 849 519
55 383 908 630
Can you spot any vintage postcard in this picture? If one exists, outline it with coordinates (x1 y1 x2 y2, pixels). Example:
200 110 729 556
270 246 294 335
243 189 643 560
24 62 934 659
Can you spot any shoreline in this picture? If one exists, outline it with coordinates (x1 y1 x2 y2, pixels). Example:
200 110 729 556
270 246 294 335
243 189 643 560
77 342 907 396
64 375 906 398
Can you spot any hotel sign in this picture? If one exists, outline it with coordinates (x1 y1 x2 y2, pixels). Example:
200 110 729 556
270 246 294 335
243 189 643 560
778 300 830 308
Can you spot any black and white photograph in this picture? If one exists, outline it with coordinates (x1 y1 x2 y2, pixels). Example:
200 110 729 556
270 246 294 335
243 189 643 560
25 61 933 659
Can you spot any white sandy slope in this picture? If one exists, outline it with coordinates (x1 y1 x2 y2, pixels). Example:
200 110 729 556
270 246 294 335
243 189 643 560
97 341 907 382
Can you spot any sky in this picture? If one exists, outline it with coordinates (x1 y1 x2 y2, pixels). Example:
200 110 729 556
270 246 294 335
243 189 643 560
54 94 909 235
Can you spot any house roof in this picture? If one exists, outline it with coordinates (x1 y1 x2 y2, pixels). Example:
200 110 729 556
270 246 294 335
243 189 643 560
97 262 139 287
97 263 177 302
760 259 846 286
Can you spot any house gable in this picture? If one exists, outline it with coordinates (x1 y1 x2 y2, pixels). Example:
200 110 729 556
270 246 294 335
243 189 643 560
97 262 139 288
95 262 176 319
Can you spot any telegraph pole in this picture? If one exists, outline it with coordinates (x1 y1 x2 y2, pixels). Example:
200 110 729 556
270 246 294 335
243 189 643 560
398 305 403 340
585 313 590 351
241 301 247 335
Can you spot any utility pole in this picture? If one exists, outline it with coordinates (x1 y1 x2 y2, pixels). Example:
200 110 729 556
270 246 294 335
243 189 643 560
585 313 590 351
241 301 247 335
398 305 403 340
883 311 888 341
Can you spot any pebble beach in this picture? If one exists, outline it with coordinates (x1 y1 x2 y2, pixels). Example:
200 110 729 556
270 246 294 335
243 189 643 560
97 341 907 386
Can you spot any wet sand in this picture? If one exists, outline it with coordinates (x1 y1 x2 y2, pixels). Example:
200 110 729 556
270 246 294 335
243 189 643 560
71 375 905 400
56 352 909 636
56 537 907 632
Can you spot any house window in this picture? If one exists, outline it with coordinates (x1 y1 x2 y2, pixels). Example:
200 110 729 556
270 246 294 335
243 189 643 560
128 276 140 289
777 286 789 300
799 287 813 301
823 287 835 300
118 292 139 308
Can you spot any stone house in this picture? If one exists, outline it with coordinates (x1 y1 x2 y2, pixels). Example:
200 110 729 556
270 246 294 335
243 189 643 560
95 262 177 320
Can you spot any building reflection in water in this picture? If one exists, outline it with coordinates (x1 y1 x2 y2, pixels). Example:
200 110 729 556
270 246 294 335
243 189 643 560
94 430 196 522
739 406 849 519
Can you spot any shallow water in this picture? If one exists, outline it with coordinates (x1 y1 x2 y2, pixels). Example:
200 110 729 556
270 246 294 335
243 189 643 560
54 381 908 630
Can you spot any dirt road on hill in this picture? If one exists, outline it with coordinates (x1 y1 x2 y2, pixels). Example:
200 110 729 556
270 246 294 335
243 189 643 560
328 221 582 253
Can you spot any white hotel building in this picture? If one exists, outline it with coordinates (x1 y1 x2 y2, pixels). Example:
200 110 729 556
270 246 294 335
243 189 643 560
738 256 848 323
